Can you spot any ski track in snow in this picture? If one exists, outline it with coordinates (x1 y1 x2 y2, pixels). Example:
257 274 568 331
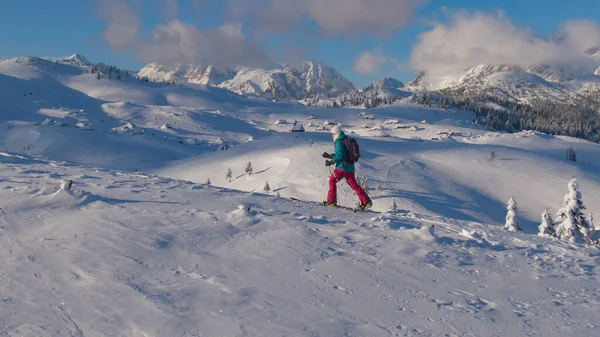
1 57 600 336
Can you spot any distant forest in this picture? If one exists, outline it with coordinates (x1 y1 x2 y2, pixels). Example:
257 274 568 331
411 89 600 143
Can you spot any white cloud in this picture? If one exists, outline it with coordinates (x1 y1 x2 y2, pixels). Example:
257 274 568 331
139 20 275 69
226 0 426 37
409 11 600 78
353 50 387 75
305 0 426 37
97 0 141 50
96 0 275 69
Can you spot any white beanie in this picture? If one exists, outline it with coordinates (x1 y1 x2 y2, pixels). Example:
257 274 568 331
331 123 342 135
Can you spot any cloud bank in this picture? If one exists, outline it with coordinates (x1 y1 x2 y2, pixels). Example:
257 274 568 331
410 12 600 78
227 0 426 37
96 0 426 70
96 0 275 69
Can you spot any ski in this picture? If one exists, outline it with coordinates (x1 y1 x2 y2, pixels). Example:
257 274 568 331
290 197 379 213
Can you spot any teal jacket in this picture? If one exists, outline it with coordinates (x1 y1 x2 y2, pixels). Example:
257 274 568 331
331 132 355 172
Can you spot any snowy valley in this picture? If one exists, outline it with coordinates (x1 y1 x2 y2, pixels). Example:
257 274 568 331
2 55 600 336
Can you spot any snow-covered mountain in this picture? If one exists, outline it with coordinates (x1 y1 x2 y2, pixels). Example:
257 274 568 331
361 76 411 97
55 53 91 67
136 60 356 100
365 77 404 91
406 49 600 104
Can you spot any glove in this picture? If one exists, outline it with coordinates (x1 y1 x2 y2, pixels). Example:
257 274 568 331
322 152 332 159
325 160 335 167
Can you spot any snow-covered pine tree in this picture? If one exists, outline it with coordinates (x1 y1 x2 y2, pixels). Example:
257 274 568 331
226 168 233 182
245 162 253 176
263 181 270 194
538 208 555 237
390 198 398 212
504 197 522 232
555 178 592 244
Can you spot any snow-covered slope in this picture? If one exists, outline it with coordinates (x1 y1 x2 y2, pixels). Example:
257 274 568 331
3 54 600 336
137 60 356 100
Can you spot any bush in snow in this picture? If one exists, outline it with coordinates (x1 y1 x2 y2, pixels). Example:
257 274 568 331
538 209 555 237
566 147 577 162
226 168 233 182
555 178 593 244
245 162 253 176
206 178 211 185
263 181 270 194
504 197 522 232
390 198 398 212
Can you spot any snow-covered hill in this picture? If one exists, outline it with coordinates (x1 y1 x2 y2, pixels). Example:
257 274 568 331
3 54 600 336
137 60 356 100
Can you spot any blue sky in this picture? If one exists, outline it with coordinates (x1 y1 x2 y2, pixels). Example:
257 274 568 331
0 0 598 87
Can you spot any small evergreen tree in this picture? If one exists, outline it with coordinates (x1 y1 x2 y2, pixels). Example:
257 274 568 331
390 198 398 212
504 197 521 232
206 178 211 185
538 208 555 237
263 181 270 194
566 147 577 162
245 161 253 175
555 178 592 244
226 168 233 182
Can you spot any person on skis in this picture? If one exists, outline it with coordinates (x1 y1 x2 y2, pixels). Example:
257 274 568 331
322 125 372 210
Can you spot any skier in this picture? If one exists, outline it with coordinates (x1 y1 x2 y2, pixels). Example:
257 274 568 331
322 125 372 210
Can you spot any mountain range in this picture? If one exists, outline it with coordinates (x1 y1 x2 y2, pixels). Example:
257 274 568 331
135 47 600 109
5 50 600 110
136 60 356 101
406 48 600 105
